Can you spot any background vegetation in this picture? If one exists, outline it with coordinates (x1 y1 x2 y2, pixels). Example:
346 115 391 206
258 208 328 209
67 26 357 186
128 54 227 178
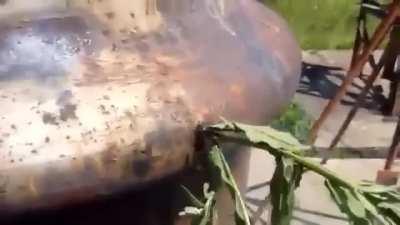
264 0 361 49
271 103 313 143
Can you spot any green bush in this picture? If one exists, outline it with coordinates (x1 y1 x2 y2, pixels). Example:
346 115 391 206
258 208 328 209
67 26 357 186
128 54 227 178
271 103 313 143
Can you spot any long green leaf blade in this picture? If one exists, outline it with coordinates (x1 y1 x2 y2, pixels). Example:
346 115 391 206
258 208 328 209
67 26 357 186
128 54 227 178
203 122 400 225
208 145 251 225
270 156 303 225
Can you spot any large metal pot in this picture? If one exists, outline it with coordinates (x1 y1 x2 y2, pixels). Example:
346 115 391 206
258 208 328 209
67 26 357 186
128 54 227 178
0 0 301 221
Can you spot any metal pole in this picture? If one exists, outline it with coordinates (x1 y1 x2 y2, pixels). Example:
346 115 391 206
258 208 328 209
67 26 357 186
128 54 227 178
321 48 388 164
350 0 368 68
384 117 400 170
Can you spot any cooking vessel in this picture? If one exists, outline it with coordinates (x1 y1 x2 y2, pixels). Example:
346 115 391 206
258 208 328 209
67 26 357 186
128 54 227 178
0 0 301 217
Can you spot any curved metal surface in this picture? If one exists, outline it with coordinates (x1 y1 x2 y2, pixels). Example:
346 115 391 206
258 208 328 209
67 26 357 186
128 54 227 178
0 0 301 212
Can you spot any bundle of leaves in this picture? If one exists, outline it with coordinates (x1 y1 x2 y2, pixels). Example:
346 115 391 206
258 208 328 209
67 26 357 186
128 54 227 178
181 122 400 225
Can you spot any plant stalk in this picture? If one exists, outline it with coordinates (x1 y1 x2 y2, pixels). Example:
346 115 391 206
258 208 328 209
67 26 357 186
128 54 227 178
207 131 358 190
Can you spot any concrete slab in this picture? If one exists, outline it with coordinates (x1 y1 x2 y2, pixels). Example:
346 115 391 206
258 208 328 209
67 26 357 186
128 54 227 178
245 50 400 224
246 149 390 225
300 50 396 149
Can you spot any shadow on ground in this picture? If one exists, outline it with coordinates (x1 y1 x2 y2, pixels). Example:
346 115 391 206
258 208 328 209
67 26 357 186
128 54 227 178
298 62 386 112
245 180 348 225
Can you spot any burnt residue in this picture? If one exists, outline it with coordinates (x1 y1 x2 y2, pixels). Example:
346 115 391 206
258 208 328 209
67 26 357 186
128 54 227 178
143 128 174 157
101 143 120 165
0 176 178 225
99 105 110 115
57 90 73 106
41 101 78 126
0 16 101 83
102 29 110 36
42 112 58 125
135 40 150 53
0 175 8 195
105 12 115 20
125 111 137 129
128 138 154 178
132 158 151 178
56 90 78 121
59 104 77 121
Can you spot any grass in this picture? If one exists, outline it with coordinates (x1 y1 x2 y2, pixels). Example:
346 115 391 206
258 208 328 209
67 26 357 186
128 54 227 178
264 0 378 49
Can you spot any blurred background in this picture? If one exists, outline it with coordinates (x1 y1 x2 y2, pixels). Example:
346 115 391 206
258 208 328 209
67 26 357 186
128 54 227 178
265 0 381 49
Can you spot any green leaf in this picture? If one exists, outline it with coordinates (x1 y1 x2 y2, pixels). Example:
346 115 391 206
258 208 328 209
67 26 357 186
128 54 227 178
209 122 307 153
356 192 395 225
182 183 217 225
205 122 355 188
270 156 303 225
379 202 400 219
208 145 251 225
359 181 399 194
203 122 400 225
325 180 399 225
358 182 400 224
182 185 205 208
270 102 313 143
198 190 216 225
325 180 372 225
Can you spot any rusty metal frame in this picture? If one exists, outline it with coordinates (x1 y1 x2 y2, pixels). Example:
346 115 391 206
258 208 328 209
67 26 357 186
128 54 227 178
308 0 400 145
321 44 389 164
